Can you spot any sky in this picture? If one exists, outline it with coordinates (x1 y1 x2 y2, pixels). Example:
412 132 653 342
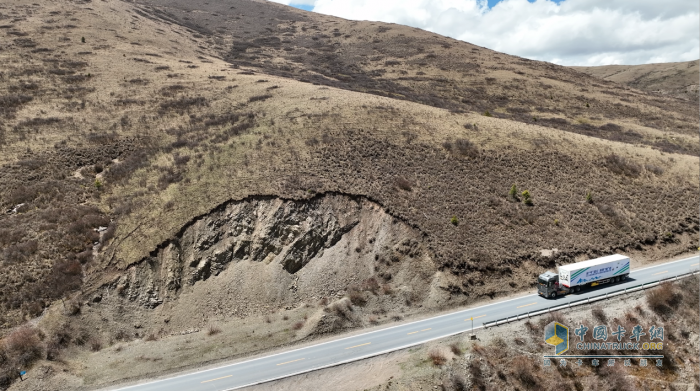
270 0 699 66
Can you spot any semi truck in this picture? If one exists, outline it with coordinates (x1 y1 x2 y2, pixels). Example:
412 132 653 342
537 254 630 299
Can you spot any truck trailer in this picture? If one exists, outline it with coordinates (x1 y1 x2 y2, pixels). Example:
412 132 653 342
537 254 630 299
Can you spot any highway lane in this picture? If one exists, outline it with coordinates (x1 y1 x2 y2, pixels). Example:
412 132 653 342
114 255 699 391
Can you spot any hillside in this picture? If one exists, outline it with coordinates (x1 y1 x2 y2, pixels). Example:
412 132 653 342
572 60 699 101
0 0 697 389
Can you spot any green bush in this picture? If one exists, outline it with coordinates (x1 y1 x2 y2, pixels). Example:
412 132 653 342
521 190 532 205
586 191 593 203
509 184 518 199
94 179 103 189
451 216 459 226
81 37 85 43
483 110 492 117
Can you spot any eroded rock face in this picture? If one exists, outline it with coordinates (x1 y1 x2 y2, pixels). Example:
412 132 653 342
112 194 435 315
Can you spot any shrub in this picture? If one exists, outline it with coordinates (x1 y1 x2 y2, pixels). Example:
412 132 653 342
549 311 565 324
428 349 447 366
645 164 664 176
207 325 222 336
65 299 81 316
100 223 117 245
395 177 412 191
511 357 538 389
592 306 607 324
292 321 304 330
157 167 183 190
159 96 207 112
330 298 354 320
451 216 459 226
3 326 43 367
586 191 593 204
521 190 532 205
248 94 273 103
89 338 102 351
449 343 463 356
509 184 518 199
448 374 468 391
347 288 367 306
173 154 191 166
114 330 131 342
483 110 492 117
454 138 478 157
469 362 486 390
646 282 681 316
362 277 381 295
605 154 641 177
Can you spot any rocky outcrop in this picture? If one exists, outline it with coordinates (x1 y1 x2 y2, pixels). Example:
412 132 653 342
110 194 436 315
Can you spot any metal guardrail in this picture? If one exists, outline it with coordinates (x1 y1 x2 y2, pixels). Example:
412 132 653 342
483 270 700 328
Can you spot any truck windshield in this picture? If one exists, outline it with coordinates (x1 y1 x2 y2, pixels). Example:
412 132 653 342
538 277 548 285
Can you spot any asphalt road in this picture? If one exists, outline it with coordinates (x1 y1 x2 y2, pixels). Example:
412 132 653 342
115 255 699 391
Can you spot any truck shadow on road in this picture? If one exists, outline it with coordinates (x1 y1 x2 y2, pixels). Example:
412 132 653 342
563 278 640 299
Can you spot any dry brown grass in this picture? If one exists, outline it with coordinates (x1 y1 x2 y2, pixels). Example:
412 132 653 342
592 305 608 324
428 349 447 366
646 281 683 317
206 325 222 336
0 2 695 385
449 343 462 356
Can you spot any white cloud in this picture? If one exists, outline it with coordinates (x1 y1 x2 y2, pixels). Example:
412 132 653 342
269 0 699 66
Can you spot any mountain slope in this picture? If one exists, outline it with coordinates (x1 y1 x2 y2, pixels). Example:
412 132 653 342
134 0 699 154
572 60 699 101
0 0 697 389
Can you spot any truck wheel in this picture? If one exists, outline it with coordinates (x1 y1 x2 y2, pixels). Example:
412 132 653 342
615 277 620 283
574 286 581 293
550 292 556 299
622 274 628 280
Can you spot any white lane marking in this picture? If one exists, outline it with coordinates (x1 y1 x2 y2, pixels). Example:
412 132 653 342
114 255 699 390
224 324 488 391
